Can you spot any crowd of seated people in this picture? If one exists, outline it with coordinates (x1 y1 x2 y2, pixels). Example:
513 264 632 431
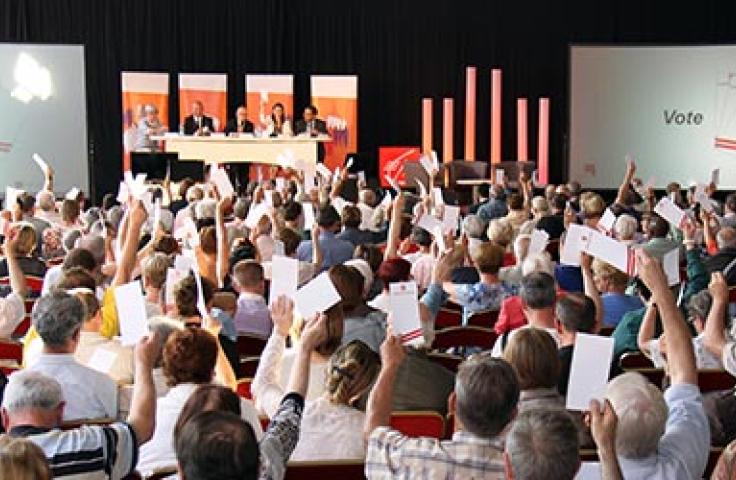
1 155 736 480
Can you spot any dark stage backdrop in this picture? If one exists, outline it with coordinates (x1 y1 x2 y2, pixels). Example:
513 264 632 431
3 0 736 200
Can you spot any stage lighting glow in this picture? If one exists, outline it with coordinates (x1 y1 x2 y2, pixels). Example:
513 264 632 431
10 52 52 103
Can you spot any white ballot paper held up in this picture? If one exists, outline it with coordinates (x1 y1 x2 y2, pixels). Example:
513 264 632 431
191 262 208 318
575 462 602 480
301 202 315 230
380 191 393 210
694 189 714 213
560 224 594 266
115 281 149 347
5 187 22 209
431 150 440 170
388 281 423 346
316 163 333 180
165 268 186 307
432 187 444 206
598 208 616 234
496 168 505 184
663 248 680 286
210 166 234 198
294 271 341 319
712 168 721 186
173 253 194 273
442 205 460 233
415 178 428 198
585 230 634 275
87 348 118 375
32 153 49 172
269 255 299 306
385 174 401 192
245 202 270 229
417 213 443 236
116 181 129 204
65 187 81 201
528 229 550 256
565 333 614 411
419 154 434 174
358 171 366 184
273 239 285 257
654 197 686 228
275 177 286 191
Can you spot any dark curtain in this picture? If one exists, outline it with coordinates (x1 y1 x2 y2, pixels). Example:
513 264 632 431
3 0 736 201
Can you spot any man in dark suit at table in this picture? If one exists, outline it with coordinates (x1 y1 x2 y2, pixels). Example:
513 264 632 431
224 105 255 136
183 100 215 135
223 105 255 192
294 104 328 163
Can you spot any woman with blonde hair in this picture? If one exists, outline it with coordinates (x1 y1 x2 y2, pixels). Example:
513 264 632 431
0 222 46 278
0 435 51 480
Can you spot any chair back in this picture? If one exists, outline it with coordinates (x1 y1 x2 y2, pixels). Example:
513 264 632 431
236 334 268 358
236 378 253 399
466 309 499 328
284 460 366 480
432 326 497 350
390 411 445 439
426 352 463 373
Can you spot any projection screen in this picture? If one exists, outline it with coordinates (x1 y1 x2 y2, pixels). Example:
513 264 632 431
570 45 736 189
0 43 89 198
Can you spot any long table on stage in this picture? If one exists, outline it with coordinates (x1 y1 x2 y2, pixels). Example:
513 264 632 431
152 134 331 166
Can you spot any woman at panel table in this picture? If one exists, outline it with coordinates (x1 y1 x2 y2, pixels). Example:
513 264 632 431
262 102 293 137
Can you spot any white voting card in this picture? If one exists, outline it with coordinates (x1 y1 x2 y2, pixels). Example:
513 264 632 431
560 224 593 266
528 229 550 256
388 281 423 346
302 202 315 230
565 333 614 411
115 281 149 347
269 255 299 306
655 197 686 228
294 271 341 319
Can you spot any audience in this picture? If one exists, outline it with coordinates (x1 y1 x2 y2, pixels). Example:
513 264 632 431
2 154 736 479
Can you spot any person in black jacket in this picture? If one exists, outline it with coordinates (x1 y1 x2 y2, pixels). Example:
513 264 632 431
183 100 215 135
294 105 329 163
224 106 255 136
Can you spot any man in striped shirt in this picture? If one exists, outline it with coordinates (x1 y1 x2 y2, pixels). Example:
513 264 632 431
363 332 520 479
1 332 159 479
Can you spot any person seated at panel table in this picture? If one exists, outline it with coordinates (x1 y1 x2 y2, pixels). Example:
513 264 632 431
295 104 329 162
223 105 254 136
223 105 254 190
263 102 293 137
134 104 167 152
183 100 215 136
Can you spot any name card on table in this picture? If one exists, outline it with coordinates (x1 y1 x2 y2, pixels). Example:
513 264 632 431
269 255 299 306
654 197 686 228
294 271 341 319
115 281 149 347
565 333 614 411
389 281 423 346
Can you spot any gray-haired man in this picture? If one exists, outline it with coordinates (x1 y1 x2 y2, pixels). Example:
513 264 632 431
2 332 158 478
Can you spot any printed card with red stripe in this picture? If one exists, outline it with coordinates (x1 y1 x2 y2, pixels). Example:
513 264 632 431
388 281 423 346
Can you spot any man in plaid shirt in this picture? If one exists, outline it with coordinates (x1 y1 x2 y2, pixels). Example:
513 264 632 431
364 330 520 479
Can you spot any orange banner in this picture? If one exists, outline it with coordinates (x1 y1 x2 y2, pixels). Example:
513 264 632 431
179 74 227 132
245 74 294 134
311 75 358 170
121 72 169 171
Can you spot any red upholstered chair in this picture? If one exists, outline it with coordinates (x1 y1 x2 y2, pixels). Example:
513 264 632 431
698 370 736 392
0 276 44 297
236 334 268 359
390 411 445 439
432 326 497 351
0 339 22 365
284 460 366 480
435 308 462 329
466 309 499 328
619 352 655 370
598 326 615 337
259 416 270 431
426 352 463 373
236 378 253 399
240 357 260 378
